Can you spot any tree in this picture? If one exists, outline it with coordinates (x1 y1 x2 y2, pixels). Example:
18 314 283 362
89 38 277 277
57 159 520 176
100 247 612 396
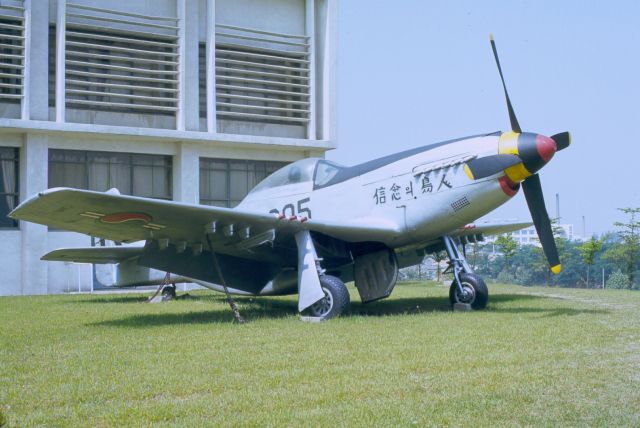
579 235 606 288
495 234 517 261
512 244 549 286
495 234 517 268
554 240 586 288
604 208 640 289
431 250 447 283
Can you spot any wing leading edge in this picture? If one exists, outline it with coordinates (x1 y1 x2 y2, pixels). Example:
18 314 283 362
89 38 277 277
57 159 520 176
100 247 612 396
451 220 533 240
10 188 400 259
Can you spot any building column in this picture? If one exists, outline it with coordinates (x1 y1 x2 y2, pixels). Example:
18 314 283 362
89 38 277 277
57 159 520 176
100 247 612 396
173 142 199 204
55 0 66 123
305 0 317 140
183 0 200 131
20 134 48 294
26 0 49 120
205 0 217 133
322 0 338 143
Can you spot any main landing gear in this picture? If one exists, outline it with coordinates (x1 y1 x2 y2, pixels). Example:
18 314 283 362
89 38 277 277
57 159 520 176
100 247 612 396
306 274 350 319
442 235 488 310
295 230 350 320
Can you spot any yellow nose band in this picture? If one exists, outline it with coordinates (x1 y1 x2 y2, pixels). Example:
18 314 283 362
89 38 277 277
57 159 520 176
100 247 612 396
498 131 532 182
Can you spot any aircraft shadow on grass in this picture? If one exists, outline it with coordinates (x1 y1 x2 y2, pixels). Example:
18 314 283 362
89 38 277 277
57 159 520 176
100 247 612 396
88 292 608 328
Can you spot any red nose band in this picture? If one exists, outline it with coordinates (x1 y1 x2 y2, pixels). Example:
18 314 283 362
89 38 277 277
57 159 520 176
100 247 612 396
536 134 556 162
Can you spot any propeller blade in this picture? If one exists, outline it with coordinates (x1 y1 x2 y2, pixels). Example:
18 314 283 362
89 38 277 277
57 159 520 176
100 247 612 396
490 34 521 133
521 174 561 273
464 154 522 180
551 131 571 151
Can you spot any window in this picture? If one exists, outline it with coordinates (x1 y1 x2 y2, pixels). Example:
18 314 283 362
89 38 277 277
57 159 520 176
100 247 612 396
0 148 19 228
200 158 287 207
49 150 172 200
48 4 179 117
0 3 26 106
314 160 343 187
209 24 310 126
249 158 317 195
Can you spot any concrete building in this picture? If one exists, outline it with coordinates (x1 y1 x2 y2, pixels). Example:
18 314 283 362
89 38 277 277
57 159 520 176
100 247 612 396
0 0 337 295
484 223 577 247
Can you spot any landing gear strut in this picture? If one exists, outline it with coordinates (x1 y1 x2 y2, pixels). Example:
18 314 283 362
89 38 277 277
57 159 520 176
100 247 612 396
442 235 488 309
295 230 350 320
147 272 177 302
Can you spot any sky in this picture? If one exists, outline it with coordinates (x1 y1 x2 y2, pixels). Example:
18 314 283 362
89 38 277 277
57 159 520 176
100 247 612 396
327 0 640 236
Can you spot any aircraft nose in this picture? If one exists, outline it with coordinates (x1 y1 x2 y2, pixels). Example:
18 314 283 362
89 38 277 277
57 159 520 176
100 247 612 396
516 132 557 176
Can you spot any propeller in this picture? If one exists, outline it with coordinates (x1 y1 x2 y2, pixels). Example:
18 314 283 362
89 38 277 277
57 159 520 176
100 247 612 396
488 35 568 274
464 154 521 180
551 131 571 151
490 34 521 133
521 174 560 272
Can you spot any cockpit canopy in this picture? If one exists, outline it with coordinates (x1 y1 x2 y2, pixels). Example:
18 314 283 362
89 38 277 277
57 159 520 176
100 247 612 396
249 158 345 194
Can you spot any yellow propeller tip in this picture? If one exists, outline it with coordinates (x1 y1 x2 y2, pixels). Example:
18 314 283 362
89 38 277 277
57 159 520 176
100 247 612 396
551 264 561 274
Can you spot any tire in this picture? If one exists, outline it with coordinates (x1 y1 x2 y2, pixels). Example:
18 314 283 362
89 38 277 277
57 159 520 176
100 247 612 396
449 273 488 310
161 285 177 301
307 275 350 319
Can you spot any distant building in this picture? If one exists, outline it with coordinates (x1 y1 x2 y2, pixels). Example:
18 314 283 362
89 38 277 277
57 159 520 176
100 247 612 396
484 223 577 247
0 0 337 295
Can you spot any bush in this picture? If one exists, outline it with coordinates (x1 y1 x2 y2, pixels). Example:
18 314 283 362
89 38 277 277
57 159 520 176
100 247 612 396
606 270 630 289
514 266 533 286
497 268 515 284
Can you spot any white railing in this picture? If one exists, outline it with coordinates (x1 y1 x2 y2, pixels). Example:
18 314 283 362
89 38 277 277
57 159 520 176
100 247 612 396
0 0 26 115
59 2 181 122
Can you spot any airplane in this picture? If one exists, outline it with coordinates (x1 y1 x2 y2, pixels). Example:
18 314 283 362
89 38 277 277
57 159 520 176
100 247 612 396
8 37 570 320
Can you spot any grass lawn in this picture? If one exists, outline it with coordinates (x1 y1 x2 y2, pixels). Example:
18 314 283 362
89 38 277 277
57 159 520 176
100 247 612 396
1 282 639 427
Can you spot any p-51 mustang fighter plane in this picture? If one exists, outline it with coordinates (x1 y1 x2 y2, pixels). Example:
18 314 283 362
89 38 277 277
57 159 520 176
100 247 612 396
9 37 570 319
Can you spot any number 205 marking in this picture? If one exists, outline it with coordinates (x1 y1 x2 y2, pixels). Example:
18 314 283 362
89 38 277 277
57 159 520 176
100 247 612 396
269 197 312 219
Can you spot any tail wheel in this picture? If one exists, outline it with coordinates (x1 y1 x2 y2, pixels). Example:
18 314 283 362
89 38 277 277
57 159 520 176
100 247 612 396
449 273 488 310
307 275 350 319
161 284 177 301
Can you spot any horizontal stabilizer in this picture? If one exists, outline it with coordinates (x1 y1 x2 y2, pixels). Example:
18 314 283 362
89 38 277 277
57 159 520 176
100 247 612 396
42 246 144 264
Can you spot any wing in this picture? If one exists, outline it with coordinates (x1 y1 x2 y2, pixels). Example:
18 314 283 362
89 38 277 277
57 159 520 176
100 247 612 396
42 246 144 264
9 188 399 260
452 220 533 240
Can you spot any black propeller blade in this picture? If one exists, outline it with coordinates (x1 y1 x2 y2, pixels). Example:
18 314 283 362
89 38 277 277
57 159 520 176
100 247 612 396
551 131 571 151
489 35 566 273
465 154 522 180
521 174 561 273
490 34 521 133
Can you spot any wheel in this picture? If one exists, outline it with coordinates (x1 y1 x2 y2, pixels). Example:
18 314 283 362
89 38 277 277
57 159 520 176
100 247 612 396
161 284 177 301
307 275 350 319
449 273 488 310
